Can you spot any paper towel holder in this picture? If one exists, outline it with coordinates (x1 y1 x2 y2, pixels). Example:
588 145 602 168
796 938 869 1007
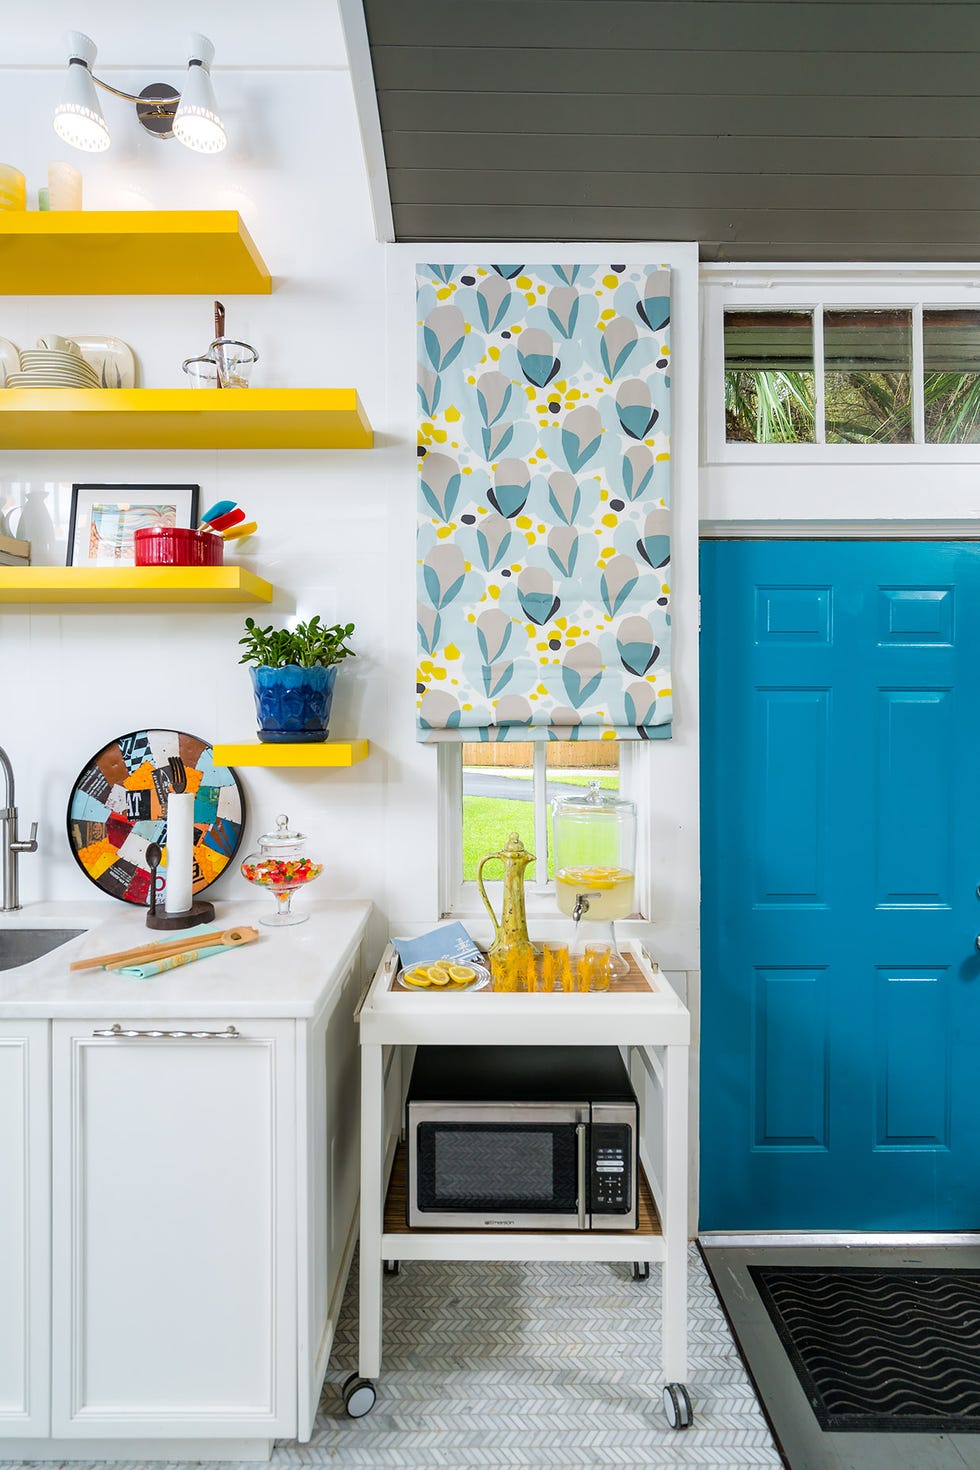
147 897 215 931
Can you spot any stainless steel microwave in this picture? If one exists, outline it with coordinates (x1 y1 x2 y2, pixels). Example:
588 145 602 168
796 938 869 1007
405 1044 638 1230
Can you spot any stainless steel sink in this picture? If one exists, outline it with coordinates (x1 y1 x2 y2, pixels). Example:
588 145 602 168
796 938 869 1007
0 928 85 972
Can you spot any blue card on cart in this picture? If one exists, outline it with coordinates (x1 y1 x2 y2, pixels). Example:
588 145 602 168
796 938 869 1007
392 922 483 970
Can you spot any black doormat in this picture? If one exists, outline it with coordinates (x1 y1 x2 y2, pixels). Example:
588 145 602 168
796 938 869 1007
749 1265 980 1433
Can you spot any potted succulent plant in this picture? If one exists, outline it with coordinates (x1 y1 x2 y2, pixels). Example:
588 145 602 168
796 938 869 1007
239 615 356 743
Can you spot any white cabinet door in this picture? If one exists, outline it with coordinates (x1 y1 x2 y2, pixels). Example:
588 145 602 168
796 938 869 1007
50 1018 297 1439
0 1021 49 1437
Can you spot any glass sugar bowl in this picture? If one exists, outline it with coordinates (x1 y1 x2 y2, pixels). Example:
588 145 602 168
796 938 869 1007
241 814 323 926
552 782 637 978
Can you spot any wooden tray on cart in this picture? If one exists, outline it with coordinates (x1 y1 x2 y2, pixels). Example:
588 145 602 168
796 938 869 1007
386 946 660 995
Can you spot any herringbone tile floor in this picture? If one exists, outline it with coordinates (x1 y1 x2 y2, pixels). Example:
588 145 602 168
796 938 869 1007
307 1242 782 1469
1 1245 782 1470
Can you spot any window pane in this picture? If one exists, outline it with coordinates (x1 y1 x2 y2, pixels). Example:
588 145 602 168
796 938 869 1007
461 741 619 882
724 310 815 443
462 742 535 881
545 743 621 880
923 309 980 444
824 308 912 444
544 741 619 787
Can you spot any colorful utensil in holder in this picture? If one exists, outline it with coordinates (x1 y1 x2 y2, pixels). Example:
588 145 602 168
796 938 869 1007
199 500 257 543
204 506 245 533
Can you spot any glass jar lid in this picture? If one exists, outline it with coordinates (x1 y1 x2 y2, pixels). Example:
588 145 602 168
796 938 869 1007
551 779 636 816
256 813 306 849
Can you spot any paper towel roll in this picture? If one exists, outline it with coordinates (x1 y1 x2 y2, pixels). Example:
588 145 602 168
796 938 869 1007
164 791 195 914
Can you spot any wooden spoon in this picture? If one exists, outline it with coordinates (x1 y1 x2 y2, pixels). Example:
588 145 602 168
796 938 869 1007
71 926 258 972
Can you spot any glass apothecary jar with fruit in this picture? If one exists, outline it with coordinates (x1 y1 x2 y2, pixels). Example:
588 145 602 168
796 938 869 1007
241 813 323 926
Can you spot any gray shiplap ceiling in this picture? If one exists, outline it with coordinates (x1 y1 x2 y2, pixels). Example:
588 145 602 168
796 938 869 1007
361 0 980 259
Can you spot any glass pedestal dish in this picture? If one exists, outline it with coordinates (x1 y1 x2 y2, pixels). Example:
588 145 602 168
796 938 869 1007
241 813 322 926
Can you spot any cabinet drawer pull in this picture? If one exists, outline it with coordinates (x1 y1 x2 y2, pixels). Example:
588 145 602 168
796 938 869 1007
92 1023 242 1040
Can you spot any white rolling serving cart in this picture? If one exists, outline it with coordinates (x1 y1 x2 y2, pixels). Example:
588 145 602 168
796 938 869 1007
349 940 692 1428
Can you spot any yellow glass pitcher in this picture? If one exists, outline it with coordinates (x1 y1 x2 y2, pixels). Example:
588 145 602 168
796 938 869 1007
476 832 536 961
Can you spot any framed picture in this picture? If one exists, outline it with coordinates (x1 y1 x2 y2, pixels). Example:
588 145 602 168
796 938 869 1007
67 483 200 567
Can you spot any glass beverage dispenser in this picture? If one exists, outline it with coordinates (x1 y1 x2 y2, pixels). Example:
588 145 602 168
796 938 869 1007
552 782 637 977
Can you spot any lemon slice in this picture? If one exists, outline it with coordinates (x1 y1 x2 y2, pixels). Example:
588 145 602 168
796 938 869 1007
449 964 477 984
403 969 431 988
428 964 451 985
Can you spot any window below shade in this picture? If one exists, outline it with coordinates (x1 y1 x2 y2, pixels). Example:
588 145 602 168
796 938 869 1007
439 739 648 920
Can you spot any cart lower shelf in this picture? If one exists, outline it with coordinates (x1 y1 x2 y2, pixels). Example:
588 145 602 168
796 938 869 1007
380 1142 666 1262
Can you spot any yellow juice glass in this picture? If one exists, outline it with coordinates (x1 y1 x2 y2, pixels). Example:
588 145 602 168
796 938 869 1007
517 945 537 991
540 940 569 992
490 943 535 992
584 943 613 992
490 950 516 992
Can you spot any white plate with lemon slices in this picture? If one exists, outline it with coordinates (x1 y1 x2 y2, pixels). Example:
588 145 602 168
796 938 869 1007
396 960 491 992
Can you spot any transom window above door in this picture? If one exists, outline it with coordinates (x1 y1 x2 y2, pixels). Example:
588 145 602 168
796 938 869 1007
724 307 980 446
702 268 980 465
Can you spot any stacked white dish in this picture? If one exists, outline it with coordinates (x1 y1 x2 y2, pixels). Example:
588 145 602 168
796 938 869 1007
7 348 102 389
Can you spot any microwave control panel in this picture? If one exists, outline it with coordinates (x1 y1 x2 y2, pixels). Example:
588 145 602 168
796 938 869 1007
590 1120 632 1214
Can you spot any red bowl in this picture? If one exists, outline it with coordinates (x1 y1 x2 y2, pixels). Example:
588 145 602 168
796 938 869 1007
134 527 224 567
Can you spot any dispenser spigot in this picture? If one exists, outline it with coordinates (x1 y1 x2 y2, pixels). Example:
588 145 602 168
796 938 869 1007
572 891 602 923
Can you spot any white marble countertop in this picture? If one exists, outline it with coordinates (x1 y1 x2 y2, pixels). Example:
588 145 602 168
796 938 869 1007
0 898 373 1019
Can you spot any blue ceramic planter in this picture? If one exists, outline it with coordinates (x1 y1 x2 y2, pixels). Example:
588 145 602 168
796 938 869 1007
250 665 338 743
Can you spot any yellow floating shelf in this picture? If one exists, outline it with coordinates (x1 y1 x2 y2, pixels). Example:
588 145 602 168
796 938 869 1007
0 389 373 449
0 566 274 604
212 741 370 768
0 211 271 294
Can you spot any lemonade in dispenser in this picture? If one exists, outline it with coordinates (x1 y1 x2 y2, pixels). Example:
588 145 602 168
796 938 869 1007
552 782 637 977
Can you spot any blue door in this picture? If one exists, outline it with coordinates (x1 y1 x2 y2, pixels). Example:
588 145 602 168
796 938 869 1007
700 540 980 1230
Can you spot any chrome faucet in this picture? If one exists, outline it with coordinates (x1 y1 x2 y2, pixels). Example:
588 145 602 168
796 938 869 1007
0 746 38 911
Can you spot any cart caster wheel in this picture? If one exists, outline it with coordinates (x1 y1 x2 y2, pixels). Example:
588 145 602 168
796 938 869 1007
632 1261 650 1281
342 1372 377 1418
662 1382 693 1430
383 1259 400 1275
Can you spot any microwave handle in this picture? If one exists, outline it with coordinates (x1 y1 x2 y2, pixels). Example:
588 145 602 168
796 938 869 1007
576 1122 587 1229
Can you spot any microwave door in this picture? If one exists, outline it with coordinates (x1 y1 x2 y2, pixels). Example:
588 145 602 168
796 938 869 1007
409 1104 590 1229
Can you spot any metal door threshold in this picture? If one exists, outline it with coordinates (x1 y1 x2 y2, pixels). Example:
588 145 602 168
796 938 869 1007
700 1230 980 1248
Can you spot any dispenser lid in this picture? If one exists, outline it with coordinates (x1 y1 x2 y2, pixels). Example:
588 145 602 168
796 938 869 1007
257 813 306 849
551 779 636 815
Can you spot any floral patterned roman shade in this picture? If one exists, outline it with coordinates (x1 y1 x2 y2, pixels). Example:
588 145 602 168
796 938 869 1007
417 264 672 743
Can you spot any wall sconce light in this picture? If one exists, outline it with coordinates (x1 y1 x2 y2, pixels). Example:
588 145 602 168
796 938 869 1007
53 32 227 154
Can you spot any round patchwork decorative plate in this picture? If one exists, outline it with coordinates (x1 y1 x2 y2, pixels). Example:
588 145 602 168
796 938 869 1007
66 729 245 906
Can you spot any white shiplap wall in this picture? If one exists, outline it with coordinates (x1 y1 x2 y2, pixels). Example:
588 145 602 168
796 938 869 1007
0 5 701 996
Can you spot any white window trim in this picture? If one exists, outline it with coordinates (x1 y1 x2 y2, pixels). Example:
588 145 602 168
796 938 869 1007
438 742 653 931
702 263 980 467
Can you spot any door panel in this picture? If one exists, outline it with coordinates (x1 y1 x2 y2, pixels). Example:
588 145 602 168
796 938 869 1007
874 968 950 1148
753 968 829 1149
700 541 980 1230
757 690 829 902
876 690 953 904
